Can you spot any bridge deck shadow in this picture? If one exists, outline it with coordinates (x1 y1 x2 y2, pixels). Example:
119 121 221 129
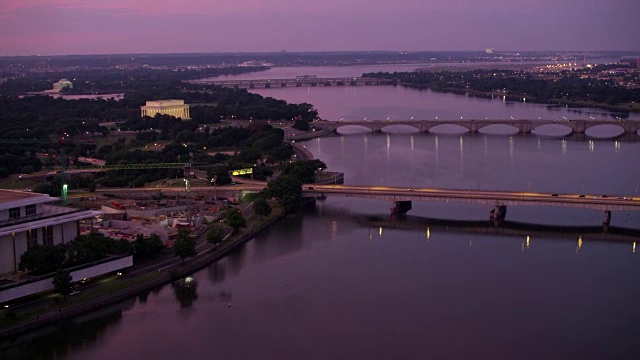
356 214 640 243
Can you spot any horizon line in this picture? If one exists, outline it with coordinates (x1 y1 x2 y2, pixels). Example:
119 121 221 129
2 49 640 58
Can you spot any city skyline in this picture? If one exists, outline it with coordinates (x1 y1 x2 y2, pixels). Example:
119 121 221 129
1 0 639 56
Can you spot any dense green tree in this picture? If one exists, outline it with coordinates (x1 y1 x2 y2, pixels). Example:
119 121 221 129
280 160 327 183
224 208 247 234
52 269 73 299
133 234 165 260
207 165 232 186
364 67 640 110
19 244 67 275
19 233 132 275
292 119 310 131
265 174 303 212
206 225 225 245
173 228 197 264
253 198 272 219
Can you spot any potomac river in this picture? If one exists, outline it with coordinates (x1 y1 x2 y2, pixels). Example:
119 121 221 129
3 65 640 360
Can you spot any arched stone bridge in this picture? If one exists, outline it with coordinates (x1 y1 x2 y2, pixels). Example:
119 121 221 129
313 119 640 135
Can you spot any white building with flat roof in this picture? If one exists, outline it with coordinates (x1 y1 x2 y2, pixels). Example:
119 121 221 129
140 99 190 120
0 190 101 276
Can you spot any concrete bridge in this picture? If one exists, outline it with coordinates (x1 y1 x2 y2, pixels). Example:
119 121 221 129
193 77 394 89
313 119 640 135
302 185 640 226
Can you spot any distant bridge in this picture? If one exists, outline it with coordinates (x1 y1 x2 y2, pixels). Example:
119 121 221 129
302 185 640 225
313 119 640 135
193 77 394 89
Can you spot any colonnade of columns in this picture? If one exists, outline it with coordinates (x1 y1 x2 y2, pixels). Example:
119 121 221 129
141 106 190 119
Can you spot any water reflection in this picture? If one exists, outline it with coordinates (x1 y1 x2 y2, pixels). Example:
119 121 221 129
171 277 199 309
306 132 640 198
354 212 640 245
0 300 133 360
206 262 228 286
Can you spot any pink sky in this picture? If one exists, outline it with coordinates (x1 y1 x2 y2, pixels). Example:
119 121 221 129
1 0 638 55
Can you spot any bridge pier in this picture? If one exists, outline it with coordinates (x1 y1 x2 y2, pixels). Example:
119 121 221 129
520 121 532 133
573 120 586 134
490 205 507 223
391 201 412 215
603 211 611 225
470 122 478 133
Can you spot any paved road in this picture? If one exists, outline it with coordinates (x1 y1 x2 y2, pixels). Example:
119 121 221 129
302 185 640 211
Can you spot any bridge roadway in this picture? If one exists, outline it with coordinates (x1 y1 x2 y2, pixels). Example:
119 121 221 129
313 119 640 135
193 77 394 88
302 185 640 223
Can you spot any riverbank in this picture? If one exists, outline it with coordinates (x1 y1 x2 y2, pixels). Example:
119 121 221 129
0 202 289 340
400 82 640 114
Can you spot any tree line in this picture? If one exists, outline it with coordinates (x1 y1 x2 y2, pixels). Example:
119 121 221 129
364 65 640 109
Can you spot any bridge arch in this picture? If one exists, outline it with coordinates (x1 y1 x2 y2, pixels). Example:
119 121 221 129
378 124 421 133
426 123 472 134
315 119 640 138
532 123 574 137
477 123 520 135
335 125 373 135
585 124 626 139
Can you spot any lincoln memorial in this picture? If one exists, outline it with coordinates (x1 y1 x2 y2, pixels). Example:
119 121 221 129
140 99 190 119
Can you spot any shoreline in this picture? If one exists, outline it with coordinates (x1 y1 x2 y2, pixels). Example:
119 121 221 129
0 207 291 340
399 83 640 114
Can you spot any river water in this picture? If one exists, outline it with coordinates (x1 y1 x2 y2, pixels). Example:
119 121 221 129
3 66 640 360
211 64 640 122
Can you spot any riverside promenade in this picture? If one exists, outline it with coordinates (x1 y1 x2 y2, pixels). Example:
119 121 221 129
0 201 287 340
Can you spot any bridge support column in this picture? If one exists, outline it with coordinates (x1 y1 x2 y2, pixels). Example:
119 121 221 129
520 121 532 134
573 120 586 134
490 205 507 223
470 122 478 133
391 201 412 215
603 211 611 225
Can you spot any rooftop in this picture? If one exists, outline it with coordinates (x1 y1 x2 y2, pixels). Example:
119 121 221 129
0 205 102 236
143 99 186 107
0 190 52 211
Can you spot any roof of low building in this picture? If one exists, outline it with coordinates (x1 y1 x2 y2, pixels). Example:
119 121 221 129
0 190 50 208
